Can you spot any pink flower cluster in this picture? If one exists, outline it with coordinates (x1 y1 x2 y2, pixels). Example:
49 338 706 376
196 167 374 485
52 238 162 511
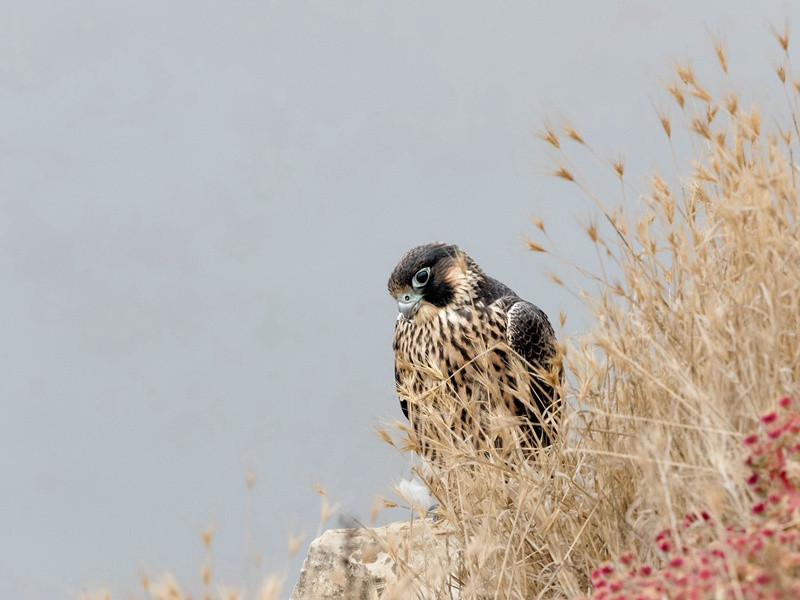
745 397 800 523
583 397 800 599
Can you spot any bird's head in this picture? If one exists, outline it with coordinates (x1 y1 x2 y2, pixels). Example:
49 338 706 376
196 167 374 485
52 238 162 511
387 242 483 322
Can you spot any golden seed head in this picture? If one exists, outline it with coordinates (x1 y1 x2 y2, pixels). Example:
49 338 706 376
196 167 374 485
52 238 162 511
612 156 625 179
714 39 728 73
667 83 685 108
538 121 560 148
526 238 547 253
551 165 575 182
288 533 305 556
658 112 671 139
749 105 761 138
201 525 214 548
689 84 712 103
564 126 585 144
676 62 696 85
584 221 598 242
200 563 212 585
726 95 739 116
772 24 789 51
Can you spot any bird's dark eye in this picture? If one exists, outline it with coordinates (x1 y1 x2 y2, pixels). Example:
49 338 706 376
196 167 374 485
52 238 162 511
412 267 430 288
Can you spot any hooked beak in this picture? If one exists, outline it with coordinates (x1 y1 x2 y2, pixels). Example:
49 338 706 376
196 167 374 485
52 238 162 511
396 290 423 318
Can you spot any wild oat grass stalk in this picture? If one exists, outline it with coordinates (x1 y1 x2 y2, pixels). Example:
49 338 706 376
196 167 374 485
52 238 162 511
381 31 800 598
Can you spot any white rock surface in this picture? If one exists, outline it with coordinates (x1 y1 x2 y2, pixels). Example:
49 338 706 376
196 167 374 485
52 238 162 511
290 518 458 599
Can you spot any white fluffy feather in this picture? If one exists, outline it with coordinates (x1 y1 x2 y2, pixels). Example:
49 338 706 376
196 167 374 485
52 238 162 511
394 477 435 509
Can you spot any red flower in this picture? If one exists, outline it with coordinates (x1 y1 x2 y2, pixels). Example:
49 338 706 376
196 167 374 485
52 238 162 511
668 556 684 568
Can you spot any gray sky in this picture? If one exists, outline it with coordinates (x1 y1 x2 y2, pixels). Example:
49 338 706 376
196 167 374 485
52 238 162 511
1 1 797 597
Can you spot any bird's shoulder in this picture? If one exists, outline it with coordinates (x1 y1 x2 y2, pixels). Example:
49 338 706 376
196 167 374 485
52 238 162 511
479 275 517 304
498 297 556 365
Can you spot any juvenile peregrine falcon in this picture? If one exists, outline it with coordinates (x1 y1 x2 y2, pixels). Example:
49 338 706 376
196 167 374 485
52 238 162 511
388 242 559 450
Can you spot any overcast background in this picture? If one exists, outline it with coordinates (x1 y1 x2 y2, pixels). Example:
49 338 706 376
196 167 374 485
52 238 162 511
2 1 798 597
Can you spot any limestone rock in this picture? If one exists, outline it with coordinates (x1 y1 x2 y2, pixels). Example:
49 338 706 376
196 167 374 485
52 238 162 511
290 518 457 599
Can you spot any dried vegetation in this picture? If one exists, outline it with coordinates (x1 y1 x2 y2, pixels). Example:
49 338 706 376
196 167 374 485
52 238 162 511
379 29 800 599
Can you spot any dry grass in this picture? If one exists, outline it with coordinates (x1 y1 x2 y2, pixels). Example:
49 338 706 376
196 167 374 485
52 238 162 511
79 473 295 600
379 30 800 599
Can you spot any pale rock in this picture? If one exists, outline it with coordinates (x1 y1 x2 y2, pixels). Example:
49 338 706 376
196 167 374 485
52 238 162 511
290 518 458 599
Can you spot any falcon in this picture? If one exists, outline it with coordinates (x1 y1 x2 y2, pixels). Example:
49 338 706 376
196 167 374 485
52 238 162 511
388 242 560 451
